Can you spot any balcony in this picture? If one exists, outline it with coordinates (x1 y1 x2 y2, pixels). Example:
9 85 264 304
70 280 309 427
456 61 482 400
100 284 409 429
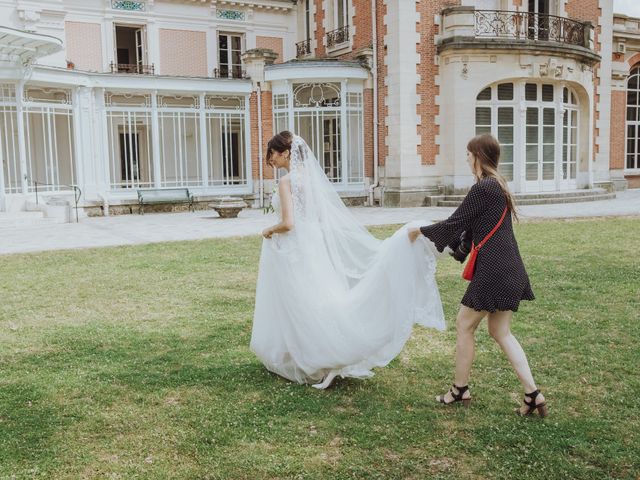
438 7 600 64
296 39 312 58
110 62 155 75
326 26 349 50
212 67 249 80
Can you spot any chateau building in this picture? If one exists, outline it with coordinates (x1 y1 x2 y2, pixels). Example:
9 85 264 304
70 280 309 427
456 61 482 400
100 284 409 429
0 0 634 214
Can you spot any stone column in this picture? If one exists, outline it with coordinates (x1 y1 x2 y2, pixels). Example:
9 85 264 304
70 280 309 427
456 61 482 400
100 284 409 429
242 49 278 204
381 0 424 207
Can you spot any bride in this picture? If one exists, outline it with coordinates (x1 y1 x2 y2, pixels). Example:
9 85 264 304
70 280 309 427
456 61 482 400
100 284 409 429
250 132 445 389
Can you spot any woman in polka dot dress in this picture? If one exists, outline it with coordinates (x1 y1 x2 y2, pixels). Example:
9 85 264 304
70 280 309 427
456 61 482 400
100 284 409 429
408 134 547 417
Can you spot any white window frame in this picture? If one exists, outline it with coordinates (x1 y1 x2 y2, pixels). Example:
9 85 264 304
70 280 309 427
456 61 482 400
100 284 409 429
625 66 640 174
113 23 149 73
334 0 349 30
474 83 516 186
475 81 581 193
217 32 244 79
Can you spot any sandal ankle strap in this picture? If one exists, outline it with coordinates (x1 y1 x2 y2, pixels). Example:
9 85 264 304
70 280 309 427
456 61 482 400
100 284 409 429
451 384 469 400
524 389 540 406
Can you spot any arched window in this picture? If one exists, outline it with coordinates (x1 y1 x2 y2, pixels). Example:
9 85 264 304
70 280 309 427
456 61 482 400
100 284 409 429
475 81 581 191
272 81 364 185
475 82 515 181
626 67 640 170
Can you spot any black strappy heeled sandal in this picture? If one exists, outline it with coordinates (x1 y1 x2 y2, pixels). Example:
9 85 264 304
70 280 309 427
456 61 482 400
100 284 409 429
516 389 548 417
435 384 471 407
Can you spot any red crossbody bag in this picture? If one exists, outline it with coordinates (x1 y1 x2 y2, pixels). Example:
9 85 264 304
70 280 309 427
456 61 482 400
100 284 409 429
462 207 508 281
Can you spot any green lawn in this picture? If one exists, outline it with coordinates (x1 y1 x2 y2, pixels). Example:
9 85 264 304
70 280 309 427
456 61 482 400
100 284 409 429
1 218 639 479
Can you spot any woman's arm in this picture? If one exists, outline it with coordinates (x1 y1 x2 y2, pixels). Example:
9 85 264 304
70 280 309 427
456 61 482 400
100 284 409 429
409 183 487 250
262 176 295 239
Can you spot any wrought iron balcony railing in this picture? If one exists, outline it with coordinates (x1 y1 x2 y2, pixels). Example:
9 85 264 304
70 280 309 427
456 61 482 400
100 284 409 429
296 39 312 58
110 62 155 74
474 10 590 48
212 67 249 79
326 26 349 49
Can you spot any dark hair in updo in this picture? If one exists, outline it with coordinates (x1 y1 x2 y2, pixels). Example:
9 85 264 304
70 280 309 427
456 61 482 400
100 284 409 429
265 131 294 167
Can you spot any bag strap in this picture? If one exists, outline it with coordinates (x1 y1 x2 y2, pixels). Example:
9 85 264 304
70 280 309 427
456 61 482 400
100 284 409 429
473 206 509 251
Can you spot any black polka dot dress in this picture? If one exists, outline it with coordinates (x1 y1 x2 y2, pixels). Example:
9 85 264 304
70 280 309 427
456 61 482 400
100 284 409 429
420 177 534 313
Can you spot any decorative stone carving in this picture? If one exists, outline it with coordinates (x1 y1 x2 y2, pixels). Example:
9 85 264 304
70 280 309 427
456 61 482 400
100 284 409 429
209 197 247 218
217 9 245 21
112 1 145 11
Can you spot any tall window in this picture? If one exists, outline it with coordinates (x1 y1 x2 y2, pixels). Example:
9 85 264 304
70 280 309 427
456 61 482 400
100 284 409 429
305 0 311 41
475 83 515 181
527 0 550 41
114 25 150 74
626 66 640 170
563 87 579 181
326 0 349 48
218 33 243 79
336 0 348 29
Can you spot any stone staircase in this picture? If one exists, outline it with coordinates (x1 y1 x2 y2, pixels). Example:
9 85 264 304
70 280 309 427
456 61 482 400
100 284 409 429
0 211 61 228
432 188 615 207
0 195 79 227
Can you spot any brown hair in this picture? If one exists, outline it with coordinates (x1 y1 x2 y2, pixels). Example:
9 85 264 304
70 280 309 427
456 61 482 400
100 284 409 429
265 131 294 167
466 134 518 221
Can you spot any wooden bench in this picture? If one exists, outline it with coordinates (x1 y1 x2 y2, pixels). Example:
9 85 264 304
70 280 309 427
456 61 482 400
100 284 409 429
137 188 194 214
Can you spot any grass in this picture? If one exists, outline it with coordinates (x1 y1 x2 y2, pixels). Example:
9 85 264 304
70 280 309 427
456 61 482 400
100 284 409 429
0 217 639 479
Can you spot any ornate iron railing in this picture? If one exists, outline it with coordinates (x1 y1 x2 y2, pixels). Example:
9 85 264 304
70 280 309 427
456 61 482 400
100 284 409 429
296 39 312 58
326 26 349 49
474 10 589 48
212 67 249 79
110 62 155 74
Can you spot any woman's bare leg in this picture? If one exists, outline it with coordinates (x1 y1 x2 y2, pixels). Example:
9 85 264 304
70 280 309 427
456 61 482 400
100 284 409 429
438 306 486 403
487 310 545 411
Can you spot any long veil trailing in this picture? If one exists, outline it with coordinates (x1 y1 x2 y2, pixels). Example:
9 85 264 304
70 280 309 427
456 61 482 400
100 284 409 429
250 135 445 384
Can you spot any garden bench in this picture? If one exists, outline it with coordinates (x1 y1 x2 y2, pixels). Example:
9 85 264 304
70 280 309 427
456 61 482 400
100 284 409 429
137 188 194 214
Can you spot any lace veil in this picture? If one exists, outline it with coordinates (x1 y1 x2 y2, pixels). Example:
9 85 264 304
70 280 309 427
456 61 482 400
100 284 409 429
287 135 381 281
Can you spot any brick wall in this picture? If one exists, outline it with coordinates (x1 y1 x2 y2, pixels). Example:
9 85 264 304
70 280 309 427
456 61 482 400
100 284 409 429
314 0 326 57
256 36 284 63
351 0 372 52
250 90 275 181
159 29 207 77
363 88 374 177
416 0 460 166
65 22 103 72
610 90 626 170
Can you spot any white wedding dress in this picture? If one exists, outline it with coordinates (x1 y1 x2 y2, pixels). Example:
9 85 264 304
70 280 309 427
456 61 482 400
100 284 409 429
250 135 445 385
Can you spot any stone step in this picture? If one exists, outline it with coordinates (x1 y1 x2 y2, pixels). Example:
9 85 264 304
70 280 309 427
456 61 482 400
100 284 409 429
439 188 609 202
0 211 61 228
436 192 616 207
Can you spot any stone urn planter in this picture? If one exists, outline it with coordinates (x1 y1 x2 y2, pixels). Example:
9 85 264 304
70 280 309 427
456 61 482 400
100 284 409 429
209 197 247 218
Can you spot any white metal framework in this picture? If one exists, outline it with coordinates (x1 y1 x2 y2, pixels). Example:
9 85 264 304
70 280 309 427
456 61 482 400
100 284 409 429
272 81 364 186
105 93 154 189
206 95 247 186
0 84 20 194
0 84 76 194
105 91 249 191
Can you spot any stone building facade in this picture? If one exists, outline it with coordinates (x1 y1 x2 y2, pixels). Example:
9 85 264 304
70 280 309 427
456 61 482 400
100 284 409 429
0 0 632 214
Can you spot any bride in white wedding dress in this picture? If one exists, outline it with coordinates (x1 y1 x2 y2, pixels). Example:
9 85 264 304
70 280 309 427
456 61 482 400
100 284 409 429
250 132 445 389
